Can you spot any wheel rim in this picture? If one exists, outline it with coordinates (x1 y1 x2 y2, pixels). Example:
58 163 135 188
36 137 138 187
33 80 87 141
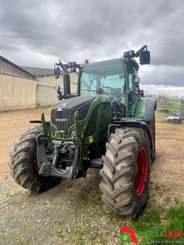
135 147 148 197
34 154 39 173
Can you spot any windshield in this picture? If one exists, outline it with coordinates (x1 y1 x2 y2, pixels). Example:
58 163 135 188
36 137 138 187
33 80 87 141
79 59 125 99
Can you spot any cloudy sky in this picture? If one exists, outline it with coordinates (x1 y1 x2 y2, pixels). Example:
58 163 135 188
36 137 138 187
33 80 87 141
0 0 184 92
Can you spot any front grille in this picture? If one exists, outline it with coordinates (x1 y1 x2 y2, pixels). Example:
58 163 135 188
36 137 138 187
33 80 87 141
51 96 95 135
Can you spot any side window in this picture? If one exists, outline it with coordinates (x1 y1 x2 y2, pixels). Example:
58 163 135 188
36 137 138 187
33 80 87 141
80 72 98 96
81 73 90 90
128 74 133 89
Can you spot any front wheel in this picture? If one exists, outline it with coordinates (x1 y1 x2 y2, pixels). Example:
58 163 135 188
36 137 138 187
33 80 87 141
100 128 151 218
9 127 61 192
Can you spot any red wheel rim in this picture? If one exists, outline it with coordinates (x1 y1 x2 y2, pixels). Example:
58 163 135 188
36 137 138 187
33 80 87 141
34 154 48 178
135 147 148 197
34 154 39 173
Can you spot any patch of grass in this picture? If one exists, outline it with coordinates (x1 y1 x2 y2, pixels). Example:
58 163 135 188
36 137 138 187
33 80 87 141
56 230 64 239
65 224 106 245
106 211 121 223
57 219 65 226
78 240 85 245
156 97 182 124
132 205 184 244
12 190 22 198
165 205 184 231
133 208 162 231
36 104 53 109
157 97 181 111
96 205 106 218
75 224 91 236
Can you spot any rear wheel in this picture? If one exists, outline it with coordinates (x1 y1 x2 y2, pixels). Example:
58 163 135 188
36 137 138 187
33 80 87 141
100 128 151 218
9 127 61 192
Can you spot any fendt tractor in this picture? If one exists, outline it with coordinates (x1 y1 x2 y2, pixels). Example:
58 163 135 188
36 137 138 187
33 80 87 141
9 45 156 218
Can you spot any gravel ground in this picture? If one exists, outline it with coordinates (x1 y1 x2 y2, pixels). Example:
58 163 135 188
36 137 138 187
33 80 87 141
0 169 125 245
0 108 184 245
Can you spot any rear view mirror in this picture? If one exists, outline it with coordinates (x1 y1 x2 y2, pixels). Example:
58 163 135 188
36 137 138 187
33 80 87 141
124 45 150 65
139 50 150 64
54 66 60 79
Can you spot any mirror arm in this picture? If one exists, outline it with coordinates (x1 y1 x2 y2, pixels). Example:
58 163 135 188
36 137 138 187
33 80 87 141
59 60 69 74
135 45 147 57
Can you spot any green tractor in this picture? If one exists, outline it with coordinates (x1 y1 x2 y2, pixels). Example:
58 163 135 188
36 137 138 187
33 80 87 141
9 45 156 218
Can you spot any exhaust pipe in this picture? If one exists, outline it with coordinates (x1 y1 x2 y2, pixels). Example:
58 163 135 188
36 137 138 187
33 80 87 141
63 74 71 96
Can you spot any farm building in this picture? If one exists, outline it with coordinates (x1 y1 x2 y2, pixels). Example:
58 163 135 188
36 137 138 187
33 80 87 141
23 67 78 106
0 56 36 111
0 56 78 111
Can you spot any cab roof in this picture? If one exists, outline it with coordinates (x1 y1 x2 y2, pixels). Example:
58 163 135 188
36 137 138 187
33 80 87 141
82 58 125 76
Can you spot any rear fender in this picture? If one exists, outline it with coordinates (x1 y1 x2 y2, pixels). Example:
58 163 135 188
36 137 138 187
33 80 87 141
145 98 157 124
144 99 156 160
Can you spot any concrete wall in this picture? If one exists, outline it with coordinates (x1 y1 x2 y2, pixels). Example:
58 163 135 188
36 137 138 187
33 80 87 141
0 74 36 111
36 73 78 105
38 73 78 92
38 75 64 87
36 83 58 105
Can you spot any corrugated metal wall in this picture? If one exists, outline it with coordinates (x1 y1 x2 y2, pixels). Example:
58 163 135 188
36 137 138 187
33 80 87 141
0 75 36 111
0 57 35 79
0 63 78 110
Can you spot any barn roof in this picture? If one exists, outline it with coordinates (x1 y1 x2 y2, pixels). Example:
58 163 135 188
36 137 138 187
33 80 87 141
21 67 54 77
0 55 36 80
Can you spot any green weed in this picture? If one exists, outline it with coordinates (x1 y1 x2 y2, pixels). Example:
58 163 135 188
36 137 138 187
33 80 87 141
132 205 184 244
35 104 53 109
165 205 184 231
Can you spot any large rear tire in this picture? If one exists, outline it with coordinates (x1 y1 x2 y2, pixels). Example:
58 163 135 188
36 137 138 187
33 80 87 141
9 127 61 192
100 128 151 218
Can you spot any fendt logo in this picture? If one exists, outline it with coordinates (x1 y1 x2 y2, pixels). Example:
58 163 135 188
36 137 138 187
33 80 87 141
57 102 67 111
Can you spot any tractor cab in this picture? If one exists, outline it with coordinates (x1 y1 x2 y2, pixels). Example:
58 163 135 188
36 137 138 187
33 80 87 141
54 45 150 120
78 59 125 99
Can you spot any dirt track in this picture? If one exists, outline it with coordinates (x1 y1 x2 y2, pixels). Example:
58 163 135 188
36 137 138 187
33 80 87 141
0 108 184 244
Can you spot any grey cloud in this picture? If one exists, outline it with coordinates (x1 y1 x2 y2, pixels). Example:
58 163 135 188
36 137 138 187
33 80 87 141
141 65 184 87
0 0 184 87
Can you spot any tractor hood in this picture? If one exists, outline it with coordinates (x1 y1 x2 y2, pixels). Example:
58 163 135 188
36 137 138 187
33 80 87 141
51 96 95 135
